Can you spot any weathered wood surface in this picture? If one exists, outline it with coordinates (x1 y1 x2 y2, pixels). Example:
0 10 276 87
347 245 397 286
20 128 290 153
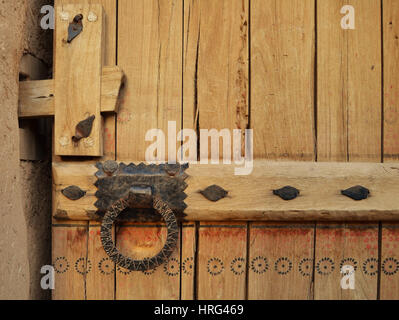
53 161 399 221
314 223 379 300
248 223 314 300
252 0 315 160
317 0 382 162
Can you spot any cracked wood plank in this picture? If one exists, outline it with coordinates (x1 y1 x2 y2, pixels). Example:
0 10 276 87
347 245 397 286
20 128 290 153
183 0 249 300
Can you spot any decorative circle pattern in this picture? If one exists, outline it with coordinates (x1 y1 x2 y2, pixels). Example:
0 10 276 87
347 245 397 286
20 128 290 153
98 257 114 275
316 257 335 276
340 258 358 275
164 258 180 277
363 258 378 276
207 258 224 276
230 257 245 276
382 257 399 276
299 258 313 277
275 257 293 275
250 256 269 274
53 257 70 274
75 257 92 275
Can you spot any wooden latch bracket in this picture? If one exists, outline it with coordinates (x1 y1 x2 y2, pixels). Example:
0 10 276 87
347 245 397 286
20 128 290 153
18 4 124 157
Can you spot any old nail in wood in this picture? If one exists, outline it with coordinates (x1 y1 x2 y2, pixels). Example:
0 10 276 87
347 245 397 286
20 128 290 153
200 185 228 202
273 186 300 201
341 185 370 201
72 115 95 143
67 14 83 43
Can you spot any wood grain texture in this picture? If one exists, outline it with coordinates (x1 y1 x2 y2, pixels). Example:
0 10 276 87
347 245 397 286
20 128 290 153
380 223 399 300
86 222 115 300
181 223 196 300
251 0 315 160
318 0 382 162
52 223 88 300
383 0 399 161
53 161 399 222
19 67 123 118
117 0 182 162
115 224 180 300
314 223 378 300
197 223 247 300
54 4 104 156
248 223 314 300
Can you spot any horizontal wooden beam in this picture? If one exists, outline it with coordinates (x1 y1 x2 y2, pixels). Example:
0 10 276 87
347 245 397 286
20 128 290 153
53 161 399 222
18 66 124 118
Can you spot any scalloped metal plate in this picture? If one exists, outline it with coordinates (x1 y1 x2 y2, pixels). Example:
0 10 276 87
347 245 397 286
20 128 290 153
94 162 189 222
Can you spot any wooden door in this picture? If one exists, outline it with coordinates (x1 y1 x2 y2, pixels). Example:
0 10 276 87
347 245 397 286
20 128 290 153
51 0 399 300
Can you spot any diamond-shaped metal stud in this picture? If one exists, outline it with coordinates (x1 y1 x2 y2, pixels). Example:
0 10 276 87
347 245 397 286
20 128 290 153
341 186 370 201
273 186 300 201
200 185 228 202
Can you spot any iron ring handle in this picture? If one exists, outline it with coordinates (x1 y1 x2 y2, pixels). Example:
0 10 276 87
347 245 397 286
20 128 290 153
100 194 179 272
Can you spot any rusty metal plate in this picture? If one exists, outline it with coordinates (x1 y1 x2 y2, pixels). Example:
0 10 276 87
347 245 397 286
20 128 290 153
94 161 189 222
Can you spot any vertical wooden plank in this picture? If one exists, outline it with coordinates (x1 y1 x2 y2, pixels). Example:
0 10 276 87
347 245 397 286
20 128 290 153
318 0 382 162
249 0 316 300
380 224 399 299
184 0 249 300
314 224 379 300
248 223 314 300
54 4 104 156
383 0 399 161
117 0 182 162
382 1 399 300
116 0 182 300
86 222 115 300
181 223 196 300
52 222 88 300
251 0 315 160
197 223 247 300
115 224 180 300
53 0 117 300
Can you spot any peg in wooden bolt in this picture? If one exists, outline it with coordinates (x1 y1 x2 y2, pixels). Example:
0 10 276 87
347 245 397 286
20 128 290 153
67 14 83 43
72 115 95 143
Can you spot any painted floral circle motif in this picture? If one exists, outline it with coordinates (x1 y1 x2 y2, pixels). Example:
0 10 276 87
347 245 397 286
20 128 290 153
164 258 180 277
207 258 224 276
363 258 378 276
230 257 245 276
183 257 194 276
382 257 399 276
299 258 313 277
117 265 131 275
274 257 293 275
339 258 358 275
250 256 269 274
316 257 335 276
98 257 114 275
54 257 69 274
75 258 92 275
